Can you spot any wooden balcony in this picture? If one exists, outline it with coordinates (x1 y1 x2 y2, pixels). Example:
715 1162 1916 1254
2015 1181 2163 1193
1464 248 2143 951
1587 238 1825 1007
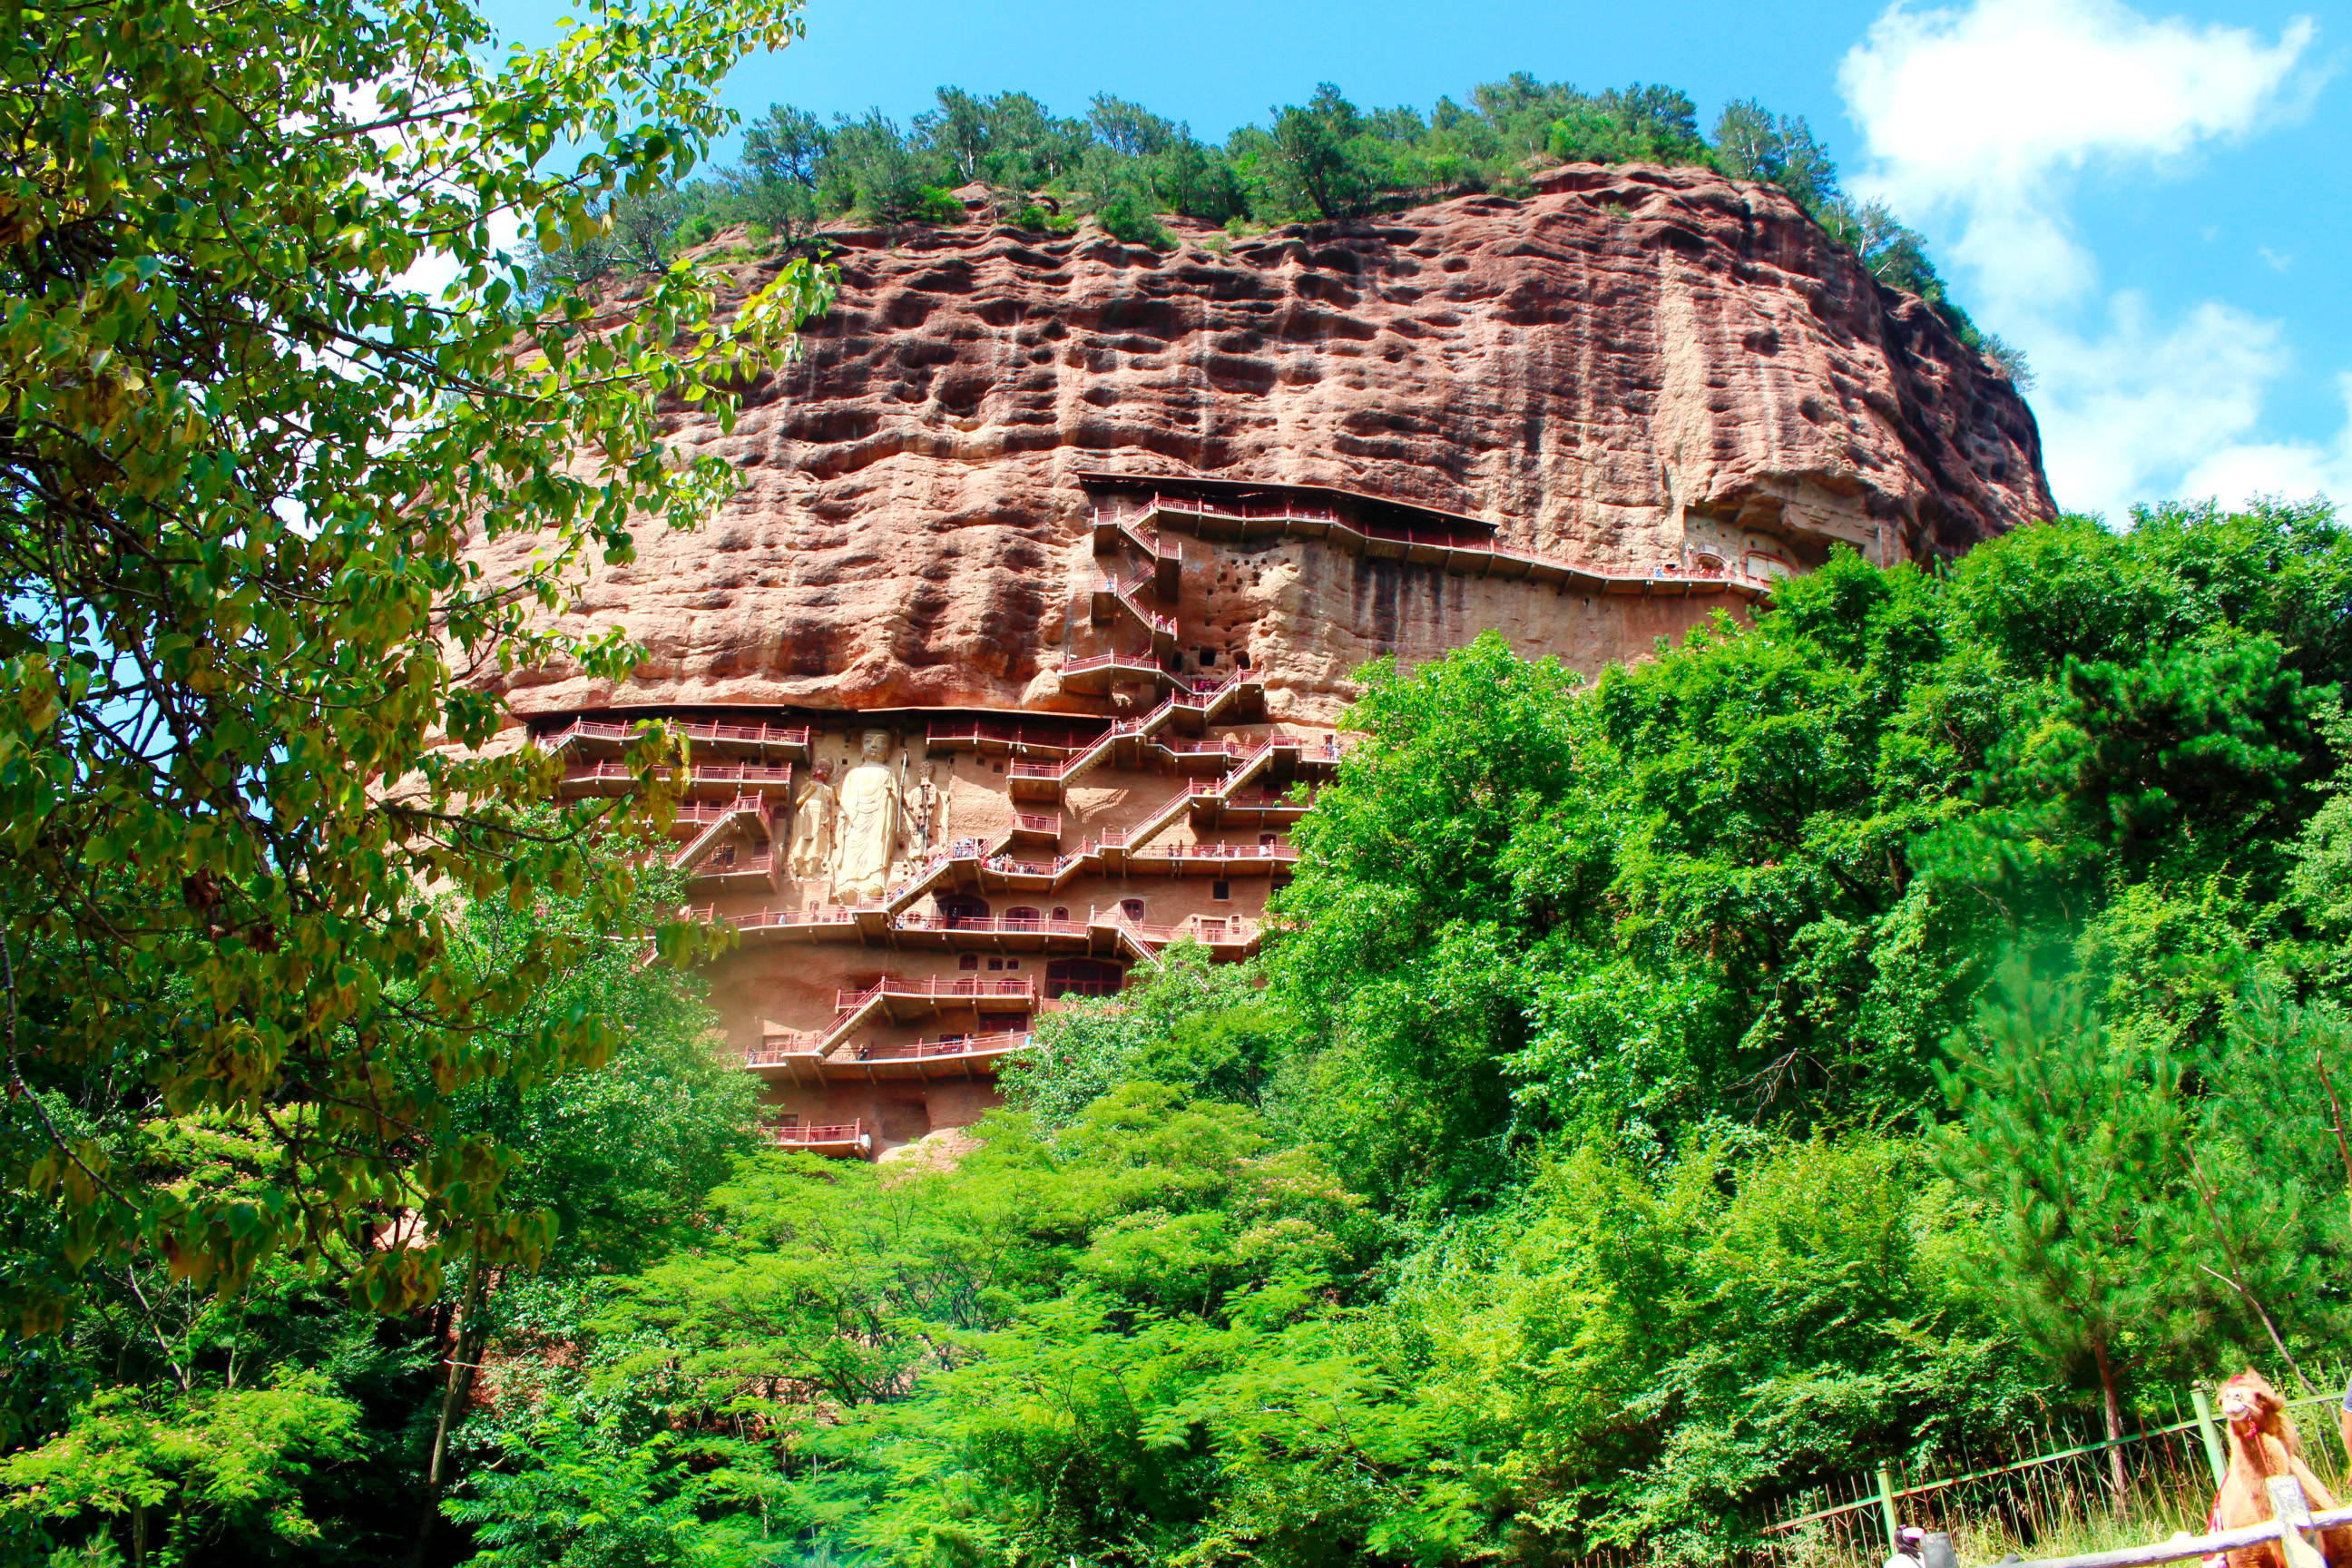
1056 649 1180 696
824 1031 1034 1082
922 719 1093 760
1006 810 1063 848
536 718 811 760
686 847 780 892
762 1120 871 1158
665 795 779 839
832 975 1037 1016
1125 840 1298 876
561 760 795 799
890 912 1097 953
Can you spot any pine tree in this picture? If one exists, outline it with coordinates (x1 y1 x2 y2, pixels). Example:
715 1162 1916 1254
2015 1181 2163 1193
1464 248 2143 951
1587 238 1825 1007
1933 969 2195 1507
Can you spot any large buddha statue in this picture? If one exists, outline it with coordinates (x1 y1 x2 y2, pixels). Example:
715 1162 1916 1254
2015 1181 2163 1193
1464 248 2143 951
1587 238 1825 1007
831 730 904 901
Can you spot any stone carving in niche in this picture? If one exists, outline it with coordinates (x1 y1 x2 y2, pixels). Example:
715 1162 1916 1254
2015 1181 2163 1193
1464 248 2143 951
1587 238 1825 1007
786 765 837 881
907 762 944 856
831 730 905 901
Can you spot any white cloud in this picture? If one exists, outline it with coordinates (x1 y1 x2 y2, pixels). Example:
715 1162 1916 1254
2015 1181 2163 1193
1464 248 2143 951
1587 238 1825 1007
1839 0 2318 311
2027 295 2288 514
2177 373 2352 508
1838 0 2335 516
397 205 527 302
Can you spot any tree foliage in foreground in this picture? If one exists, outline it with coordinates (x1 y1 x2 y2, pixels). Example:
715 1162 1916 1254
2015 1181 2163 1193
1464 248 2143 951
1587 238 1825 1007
0 0 830 1330
1273 503 2352 1210
0 876 752 1566
286 499 2349 1568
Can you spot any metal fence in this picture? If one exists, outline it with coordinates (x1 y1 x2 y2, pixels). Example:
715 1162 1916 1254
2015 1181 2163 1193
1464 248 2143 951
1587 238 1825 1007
1756 1375 2352 1568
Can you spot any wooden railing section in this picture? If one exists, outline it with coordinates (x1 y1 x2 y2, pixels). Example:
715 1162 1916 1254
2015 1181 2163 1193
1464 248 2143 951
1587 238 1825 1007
564 760 794 790
537 718 811 754
844 1032 1033 1063
1095 573 1177 637
764 1121 866 1149
832 975 1036 1013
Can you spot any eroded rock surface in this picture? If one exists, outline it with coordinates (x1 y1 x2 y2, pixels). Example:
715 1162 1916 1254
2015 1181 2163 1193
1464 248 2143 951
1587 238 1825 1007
475 162 2052 721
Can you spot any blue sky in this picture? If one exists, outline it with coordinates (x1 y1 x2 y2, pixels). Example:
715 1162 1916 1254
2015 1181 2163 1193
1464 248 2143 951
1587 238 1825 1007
484 0 2347 519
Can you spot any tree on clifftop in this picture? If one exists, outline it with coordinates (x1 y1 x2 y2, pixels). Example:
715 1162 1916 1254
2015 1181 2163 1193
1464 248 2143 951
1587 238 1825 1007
0 0 831 1330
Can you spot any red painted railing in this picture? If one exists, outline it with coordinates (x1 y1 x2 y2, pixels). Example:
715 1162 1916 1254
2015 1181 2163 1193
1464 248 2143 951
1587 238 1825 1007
978 855 1064 878
833 975 1037 1013
671 795 773 828
849 1032 1034 1063
1096 575 1177 634
678 720 808 749
690 849 774 879
1008 678 1286 786
566 760 793 788
1132 841 1297 863
1101 511 1180 558
534 719 640 749
743 1037 821 1065
538 719 810 751
1058 650 1164 677
923 719 1087 755
895 913 1089 938
721 906 856 933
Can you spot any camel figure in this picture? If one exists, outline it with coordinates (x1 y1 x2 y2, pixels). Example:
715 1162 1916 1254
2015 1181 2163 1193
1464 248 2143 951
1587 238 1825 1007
2213 1372 2352 1568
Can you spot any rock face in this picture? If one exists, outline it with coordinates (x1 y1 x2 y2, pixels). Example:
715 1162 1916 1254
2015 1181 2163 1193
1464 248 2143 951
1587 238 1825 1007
476 161 2051 724
473 162 2055 1160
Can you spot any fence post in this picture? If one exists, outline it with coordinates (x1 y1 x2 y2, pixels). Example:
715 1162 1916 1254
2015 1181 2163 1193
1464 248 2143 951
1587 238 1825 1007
2269 1475 2326 1568
1876 1464 1901 1552
2191 1383 2230 1489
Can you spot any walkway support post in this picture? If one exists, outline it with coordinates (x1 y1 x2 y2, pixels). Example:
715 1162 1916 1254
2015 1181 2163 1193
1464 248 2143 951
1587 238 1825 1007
2270 1476 2325 1568
2191 1384 2230 1489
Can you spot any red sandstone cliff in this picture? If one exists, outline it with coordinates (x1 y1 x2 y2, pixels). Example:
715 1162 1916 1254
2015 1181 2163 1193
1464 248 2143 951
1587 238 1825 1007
475 162 2053 720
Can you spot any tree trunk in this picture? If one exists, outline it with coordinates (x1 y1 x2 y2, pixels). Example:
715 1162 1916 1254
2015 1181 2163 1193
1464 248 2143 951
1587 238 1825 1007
2092 1328 2129 1513
409 1250 489 1568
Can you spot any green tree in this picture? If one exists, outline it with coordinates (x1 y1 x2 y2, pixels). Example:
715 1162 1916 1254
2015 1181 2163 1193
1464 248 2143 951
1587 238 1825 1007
1088 94 1179 158
444 1374 790 1568
1264 85 1383 220
1710 99 1839 211
1148 135 1247 224
1092 187 1175 248
1379 1136 2042 1562
1545 84 1708 165
1 1373 363 1566
825 111 942 220
731 105 831 240
1272 507 2352 1198
918 87 993 183
0 851 766 1566
411 871 758 1557
0 0 830 1328
1932 973 2206 1504
1005 943 1288 1126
